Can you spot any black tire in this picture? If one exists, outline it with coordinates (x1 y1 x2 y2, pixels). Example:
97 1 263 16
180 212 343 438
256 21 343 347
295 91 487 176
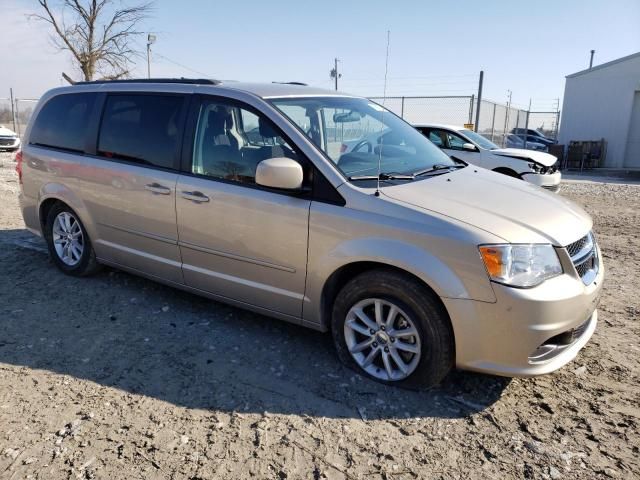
331 269 454 390
44 202 101 276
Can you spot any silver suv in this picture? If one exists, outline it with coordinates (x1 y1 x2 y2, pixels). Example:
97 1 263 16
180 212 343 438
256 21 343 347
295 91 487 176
17 79 603 388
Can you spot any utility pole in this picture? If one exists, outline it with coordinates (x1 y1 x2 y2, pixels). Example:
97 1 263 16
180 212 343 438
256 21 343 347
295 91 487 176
9 88 16 132
330 58 341 91
553 97 560 140
474 70 484 132
147 34 156 79
589 49 595 69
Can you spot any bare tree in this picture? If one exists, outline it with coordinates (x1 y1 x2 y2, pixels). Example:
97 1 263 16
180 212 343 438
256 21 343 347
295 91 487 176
31 0 153 81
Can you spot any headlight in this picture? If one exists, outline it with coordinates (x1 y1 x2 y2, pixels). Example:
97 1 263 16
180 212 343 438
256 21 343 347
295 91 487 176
479 244 562 287
528 162 543 173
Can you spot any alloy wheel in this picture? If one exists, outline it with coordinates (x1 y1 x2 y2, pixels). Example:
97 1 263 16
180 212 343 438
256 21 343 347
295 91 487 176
52 211 84 266
344 298 422 381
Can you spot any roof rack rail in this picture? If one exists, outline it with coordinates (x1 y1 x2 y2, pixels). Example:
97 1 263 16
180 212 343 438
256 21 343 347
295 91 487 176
74 78 221 86
272 81 308 86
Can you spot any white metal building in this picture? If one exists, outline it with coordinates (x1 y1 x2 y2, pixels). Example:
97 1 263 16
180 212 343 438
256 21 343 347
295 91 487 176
558 51 640 169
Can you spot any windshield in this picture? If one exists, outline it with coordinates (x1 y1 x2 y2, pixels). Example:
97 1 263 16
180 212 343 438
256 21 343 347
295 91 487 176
458 129 499 150
270 97 456 179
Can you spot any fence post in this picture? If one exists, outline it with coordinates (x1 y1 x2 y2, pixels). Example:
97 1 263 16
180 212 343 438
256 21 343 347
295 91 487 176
468 95 474 124
400 96 405 118
523 99 531 150
490 103 496 143
15 100 21 137
9 88 16 133
503 107 508 147
474 70 484 132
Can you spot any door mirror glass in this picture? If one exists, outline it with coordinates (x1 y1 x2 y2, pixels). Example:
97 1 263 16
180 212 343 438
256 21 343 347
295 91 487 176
462 142 477 151
255 157 303 190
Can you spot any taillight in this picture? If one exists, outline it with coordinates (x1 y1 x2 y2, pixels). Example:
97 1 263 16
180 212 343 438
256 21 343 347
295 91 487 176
340 143 347 153
15 150 23 184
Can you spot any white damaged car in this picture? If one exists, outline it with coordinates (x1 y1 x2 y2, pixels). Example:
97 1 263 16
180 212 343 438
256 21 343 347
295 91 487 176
0 125 21 151
414 124 561 192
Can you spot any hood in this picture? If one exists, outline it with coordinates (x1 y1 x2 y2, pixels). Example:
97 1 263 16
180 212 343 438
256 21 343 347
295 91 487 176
382 167 591 246
490 148 557 166
0 126 17 137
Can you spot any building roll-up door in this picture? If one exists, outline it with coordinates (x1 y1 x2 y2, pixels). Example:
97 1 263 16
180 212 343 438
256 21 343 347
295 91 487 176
624 91 640 168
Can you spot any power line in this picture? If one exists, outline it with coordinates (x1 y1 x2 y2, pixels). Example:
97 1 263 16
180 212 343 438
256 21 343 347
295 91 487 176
344 73 477 80
153 53 216 78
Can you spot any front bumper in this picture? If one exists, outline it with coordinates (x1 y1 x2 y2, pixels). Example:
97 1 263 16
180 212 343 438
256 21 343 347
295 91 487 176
443 245 603 377
0 137 20 150
521 171 561 190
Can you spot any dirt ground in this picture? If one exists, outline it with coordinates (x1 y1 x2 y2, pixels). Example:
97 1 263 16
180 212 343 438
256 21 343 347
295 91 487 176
0 151 638 480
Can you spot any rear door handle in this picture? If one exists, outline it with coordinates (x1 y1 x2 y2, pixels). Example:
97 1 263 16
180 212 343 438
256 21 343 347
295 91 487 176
181 190 210 203
144 183 171 195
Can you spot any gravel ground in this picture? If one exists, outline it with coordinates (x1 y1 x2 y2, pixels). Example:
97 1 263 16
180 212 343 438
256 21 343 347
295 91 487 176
0 151 638 479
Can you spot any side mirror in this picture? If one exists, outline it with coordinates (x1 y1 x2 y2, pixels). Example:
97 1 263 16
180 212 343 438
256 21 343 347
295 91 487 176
462 143 477 151
255 157 303 190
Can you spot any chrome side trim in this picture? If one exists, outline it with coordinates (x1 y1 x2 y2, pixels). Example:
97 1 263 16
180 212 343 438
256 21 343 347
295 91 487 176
96 257 312 329
178 240 296 273
95 239 182 268
98 222 178 245
181 262 303 300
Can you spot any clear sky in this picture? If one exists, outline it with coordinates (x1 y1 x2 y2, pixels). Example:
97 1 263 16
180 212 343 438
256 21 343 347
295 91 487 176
2 0 639 110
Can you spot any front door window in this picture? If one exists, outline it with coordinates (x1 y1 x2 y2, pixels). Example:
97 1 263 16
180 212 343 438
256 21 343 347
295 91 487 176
192 100 301 185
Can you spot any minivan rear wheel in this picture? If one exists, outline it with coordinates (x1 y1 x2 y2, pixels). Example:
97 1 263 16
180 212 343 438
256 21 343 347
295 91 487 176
45 203 100 276
331 269 454 389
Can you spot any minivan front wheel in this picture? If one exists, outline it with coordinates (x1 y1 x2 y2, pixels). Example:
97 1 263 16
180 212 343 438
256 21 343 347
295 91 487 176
332 269 454 389
45 203 100 276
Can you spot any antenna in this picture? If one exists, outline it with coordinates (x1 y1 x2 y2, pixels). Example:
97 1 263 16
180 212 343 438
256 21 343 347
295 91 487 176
376 30 391 197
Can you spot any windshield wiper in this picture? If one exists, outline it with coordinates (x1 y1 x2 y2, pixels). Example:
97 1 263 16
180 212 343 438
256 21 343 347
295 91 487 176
348 172 414 181
412 164 465 177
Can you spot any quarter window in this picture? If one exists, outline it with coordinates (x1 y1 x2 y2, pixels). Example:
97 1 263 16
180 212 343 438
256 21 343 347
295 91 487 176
192 99 300 185
30 93 97 152
98 94 184 169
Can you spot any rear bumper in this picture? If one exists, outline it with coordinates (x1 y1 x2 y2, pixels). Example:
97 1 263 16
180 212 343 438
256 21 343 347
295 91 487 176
19 192 42 236
443 250 604 377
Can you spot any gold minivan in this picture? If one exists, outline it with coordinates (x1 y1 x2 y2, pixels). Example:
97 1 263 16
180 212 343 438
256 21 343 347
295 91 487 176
17 79 603 388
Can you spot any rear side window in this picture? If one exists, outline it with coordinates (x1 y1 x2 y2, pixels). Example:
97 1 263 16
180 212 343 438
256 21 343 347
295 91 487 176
98 94 184 169
30 93 97 152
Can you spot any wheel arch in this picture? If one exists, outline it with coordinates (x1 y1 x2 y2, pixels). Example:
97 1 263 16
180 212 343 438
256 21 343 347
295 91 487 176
37 183 97 240
318 260 455 337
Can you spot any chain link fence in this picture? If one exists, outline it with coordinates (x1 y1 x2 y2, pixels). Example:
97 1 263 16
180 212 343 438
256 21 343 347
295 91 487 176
370 96 475 127
0 98 15 130
0 97 38 137
14 99 39 137
370 95 560 148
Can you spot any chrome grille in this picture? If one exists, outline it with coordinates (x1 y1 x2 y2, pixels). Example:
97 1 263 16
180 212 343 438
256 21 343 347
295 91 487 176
565 232 598 285
0 137 16 146
566 235 590 257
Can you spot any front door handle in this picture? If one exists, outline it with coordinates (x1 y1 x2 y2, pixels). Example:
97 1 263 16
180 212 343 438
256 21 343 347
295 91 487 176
144 183 171 195
181 190 210 203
